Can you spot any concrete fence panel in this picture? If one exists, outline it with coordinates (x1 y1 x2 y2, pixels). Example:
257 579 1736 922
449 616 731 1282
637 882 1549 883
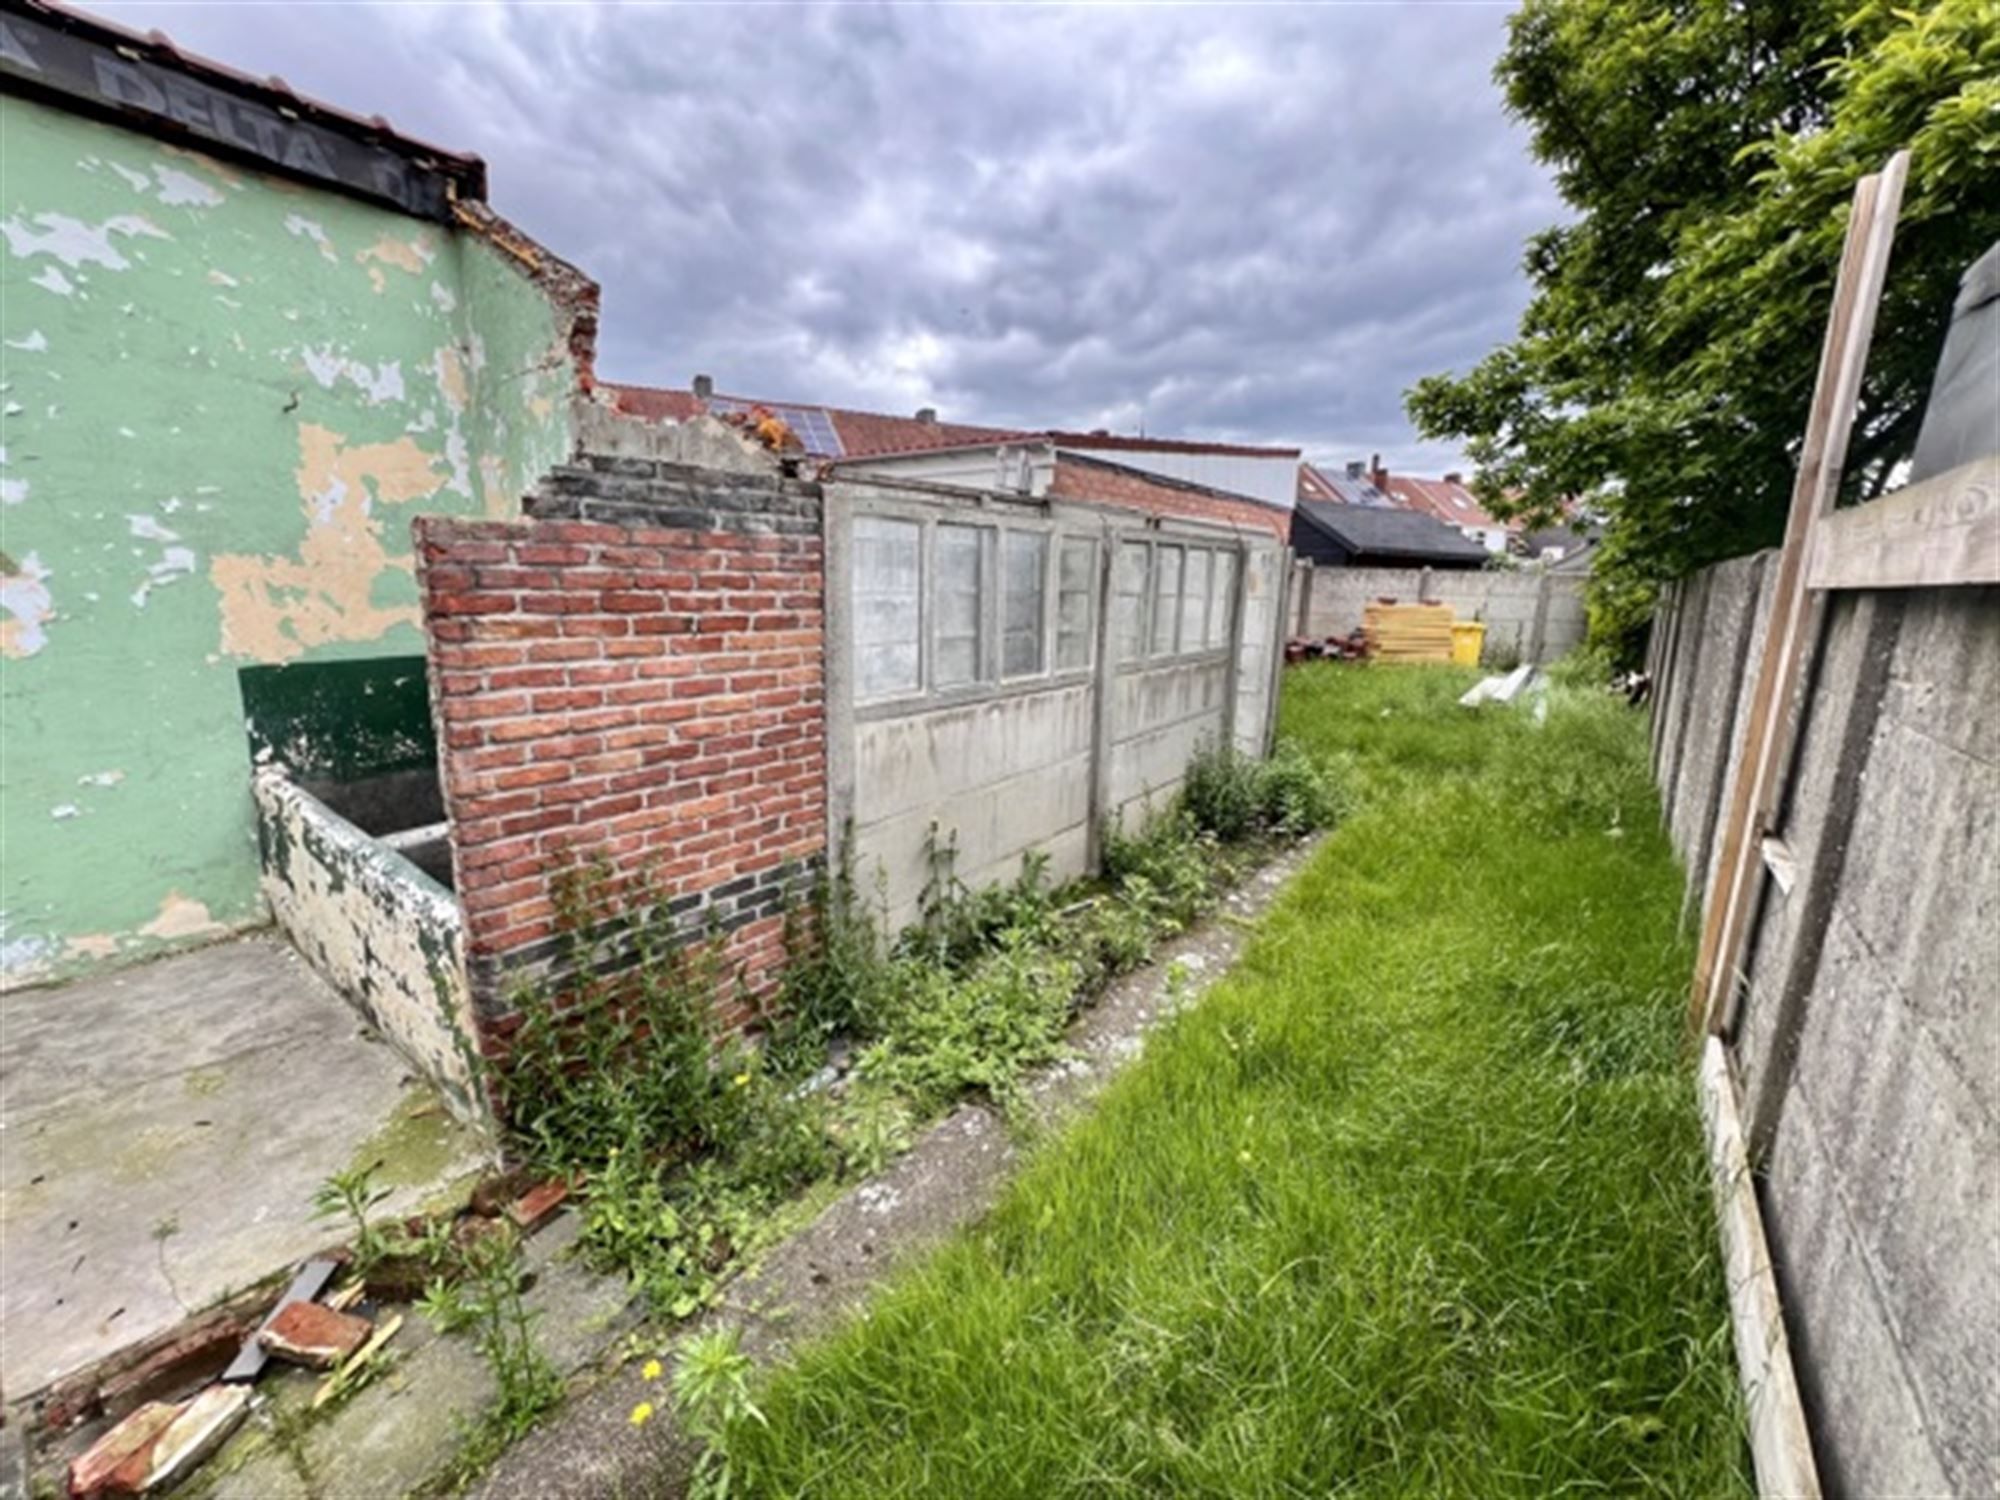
1293 561 1587 664
1647 562 1999 1498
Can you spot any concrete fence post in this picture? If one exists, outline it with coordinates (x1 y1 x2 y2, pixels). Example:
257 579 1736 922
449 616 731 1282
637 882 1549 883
1418 565 1435 603
1527 571 1554 664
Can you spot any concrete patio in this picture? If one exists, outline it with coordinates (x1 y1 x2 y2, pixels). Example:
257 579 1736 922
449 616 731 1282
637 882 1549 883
0 936 492 1401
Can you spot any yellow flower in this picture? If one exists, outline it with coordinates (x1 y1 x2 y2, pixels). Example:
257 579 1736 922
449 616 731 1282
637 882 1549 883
1238 1150 1253 1166
640 1358 663 1382
629 1401 655 1427
732 1072 751 1088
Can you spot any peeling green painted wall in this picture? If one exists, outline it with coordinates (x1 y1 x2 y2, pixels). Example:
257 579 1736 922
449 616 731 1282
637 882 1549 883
0 95 580 986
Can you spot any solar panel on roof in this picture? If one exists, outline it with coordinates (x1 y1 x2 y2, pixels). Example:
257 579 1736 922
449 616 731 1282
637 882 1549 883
707 397 845 458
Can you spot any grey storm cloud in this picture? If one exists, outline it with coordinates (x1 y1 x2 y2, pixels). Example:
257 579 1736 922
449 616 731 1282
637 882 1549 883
94 0 1561 474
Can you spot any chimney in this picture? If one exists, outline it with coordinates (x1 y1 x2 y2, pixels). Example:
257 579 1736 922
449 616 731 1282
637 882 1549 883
1369 453 1388 492
692 373 713 399
1345 460 1364 480
915 406 937 425
1444 471 1463 487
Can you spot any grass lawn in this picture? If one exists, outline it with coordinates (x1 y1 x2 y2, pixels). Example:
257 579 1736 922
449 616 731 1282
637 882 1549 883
720 664 1750 1497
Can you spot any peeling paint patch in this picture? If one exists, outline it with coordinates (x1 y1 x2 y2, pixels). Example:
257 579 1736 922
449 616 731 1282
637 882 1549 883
50 803 80 820
429 281 456 313
357 234 432 294
152 165 224 208
131 544 197 608
64 933 120 961
4 330 48 352
206 269 238 288
299 346 405 405
139 892 226 941
128 514 180 542
478 454 511 519
78 770 126 788
0 926 59 985
0 211 168 270
1 478 27 506
283 213 338 263
430 345 469 413
210 424 444 662
29 265 73 296
1 551 54 658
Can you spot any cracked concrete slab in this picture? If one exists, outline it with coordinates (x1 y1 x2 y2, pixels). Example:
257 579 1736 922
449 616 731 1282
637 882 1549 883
0 935 492 1398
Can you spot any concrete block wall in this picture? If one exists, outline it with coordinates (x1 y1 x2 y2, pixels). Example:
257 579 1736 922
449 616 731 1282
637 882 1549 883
1293 562 1586 664
414 457 826 1050
827 478 1287 934
252 772 480 1121
1648 563 1999 1496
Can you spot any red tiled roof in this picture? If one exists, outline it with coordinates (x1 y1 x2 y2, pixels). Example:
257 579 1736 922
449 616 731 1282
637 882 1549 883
1049 431 1300 460
1383 474 1512 534
604 382 1031 459
605 382 1299 475
1297 463 1341 503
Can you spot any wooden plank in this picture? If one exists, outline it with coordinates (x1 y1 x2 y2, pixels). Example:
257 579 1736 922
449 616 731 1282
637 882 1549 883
1691 152 1908 1035
1700 1037 1822 1500
1806 455 2000 591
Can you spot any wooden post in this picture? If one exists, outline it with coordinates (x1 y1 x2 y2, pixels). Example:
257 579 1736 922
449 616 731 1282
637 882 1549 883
1690 151 1908 1036
1700 1038 1822 1498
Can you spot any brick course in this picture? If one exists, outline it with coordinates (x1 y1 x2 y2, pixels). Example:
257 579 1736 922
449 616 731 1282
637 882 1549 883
416 456 827 1045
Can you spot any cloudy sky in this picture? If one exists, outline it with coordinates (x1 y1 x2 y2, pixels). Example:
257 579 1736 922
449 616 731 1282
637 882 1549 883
98 0 1561 475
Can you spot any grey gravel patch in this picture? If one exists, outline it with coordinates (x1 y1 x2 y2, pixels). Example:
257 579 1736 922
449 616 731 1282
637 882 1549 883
466 836 1321 1500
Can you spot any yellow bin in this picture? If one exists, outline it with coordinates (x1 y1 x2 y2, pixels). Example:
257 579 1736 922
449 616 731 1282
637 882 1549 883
1450 621 1487 666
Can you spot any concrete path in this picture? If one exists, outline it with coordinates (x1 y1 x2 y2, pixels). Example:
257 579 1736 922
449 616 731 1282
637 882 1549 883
469 838 1320 1500
0 936 490 1398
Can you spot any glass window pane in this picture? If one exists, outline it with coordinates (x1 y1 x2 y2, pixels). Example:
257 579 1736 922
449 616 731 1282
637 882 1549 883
1056 537 1095 670
1209 551 1237 649
1112 542 1150 661
1150 545 1182 655
854 516 920 698
934 524 983 688
1001 531 1047 677
1181 550 1210 653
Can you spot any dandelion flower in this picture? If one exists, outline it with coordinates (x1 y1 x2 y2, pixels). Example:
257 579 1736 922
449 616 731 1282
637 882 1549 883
733 1073 751 1088
640 1358 663 1382
629 1401 655 1427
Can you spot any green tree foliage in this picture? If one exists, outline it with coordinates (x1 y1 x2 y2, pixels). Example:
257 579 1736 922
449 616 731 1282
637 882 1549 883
1407 0 2000 662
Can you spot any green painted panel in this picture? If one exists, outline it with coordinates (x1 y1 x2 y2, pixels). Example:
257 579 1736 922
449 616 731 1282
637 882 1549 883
0 95 576 985
238 657 435 782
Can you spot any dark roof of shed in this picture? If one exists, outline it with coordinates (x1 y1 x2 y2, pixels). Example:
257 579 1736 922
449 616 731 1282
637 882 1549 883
1293 500 1489 562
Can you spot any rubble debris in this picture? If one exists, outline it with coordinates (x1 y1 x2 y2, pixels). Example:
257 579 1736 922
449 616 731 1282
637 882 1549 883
469 1166 537 1218
312 1313 403 1410
66 1401 177 1500
221 1258 337 1383
99 1314 246 1419
257 1301 373 1370
133 1385 249 1493
506 1179 570 1233
1459 664 1537 707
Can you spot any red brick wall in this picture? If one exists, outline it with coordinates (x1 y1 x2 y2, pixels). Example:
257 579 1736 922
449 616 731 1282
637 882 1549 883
1049 453 1291 540
415 457 825 1051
